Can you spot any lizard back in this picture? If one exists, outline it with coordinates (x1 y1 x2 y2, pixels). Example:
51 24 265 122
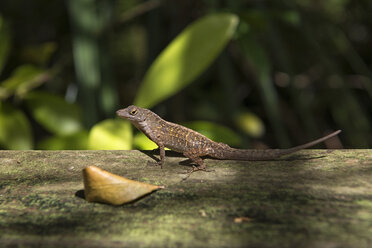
152 118 220 153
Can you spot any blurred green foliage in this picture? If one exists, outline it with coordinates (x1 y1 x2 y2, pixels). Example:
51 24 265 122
88 119 132 150
25 91 83 135
0 104 32 149
0 0 371 150
134 13 238 108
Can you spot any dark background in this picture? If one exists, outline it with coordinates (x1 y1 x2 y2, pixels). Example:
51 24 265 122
0 0 371 149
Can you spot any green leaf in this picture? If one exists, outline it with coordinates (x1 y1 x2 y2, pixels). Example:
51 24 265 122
37 131 89 150
133 132 158 150
88 119 132 150
183 121 241 147
0 15 11 75
25 92 83 135
0 65 45 99
235 111 265 138
134 13 239 108
0 104 33 149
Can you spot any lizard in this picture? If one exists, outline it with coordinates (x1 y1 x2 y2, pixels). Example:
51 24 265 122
117 105 341 175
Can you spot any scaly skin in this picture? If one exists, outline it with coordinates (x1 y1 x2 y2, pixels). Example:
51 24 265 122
117 105 341 174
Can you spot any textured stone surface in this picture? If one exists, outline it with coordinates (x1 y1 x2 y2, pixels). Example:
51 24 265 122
0 150 371 247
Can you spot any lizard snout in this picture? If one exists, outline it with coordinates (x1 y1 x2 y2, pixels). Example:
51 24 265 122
116 109 126 117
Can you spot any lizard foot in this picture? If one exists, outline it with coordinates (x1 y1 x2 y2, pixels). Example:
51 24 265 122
181 165 213 180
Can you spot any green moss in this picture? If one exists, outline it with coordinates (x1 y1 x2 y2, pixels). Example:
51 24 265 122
355 200 372 208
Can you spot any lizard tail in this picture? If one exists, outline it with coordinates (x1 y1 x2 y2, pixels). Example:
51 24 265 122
212 130 341 161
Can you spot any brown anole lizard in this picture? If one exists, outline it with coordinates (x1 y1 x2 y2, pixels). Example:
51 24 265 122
117 105 341 174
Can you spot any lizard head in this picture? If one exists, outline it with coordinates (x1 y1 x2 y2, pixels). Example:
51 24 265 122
116 105 147 122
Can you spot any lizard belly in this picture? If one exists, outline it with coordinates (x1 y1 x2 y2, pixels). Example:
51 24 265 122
163 136 192 152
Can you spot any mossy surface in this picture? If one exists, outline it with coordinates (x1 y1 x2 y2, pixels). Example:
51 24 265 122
0 150 371 247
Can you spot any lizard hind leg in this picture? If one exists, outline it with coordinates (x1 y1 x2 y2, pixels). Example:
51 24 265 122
182 150 213 180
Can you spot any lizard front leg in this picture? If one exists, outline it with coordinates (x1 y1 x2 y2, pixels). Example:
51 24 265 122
158 144 165 167
148 143 165 168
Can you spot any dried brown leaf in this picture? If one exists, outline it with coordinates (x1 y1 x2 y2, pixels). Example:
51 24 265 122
82 165 164 205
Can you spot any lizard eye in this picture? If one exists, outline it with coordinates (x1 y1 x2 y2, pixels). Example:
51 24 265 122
130 108 138 115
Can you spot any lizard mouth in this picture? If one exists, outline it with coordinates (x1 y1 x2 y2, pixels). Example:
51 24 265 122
116 109 128 118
